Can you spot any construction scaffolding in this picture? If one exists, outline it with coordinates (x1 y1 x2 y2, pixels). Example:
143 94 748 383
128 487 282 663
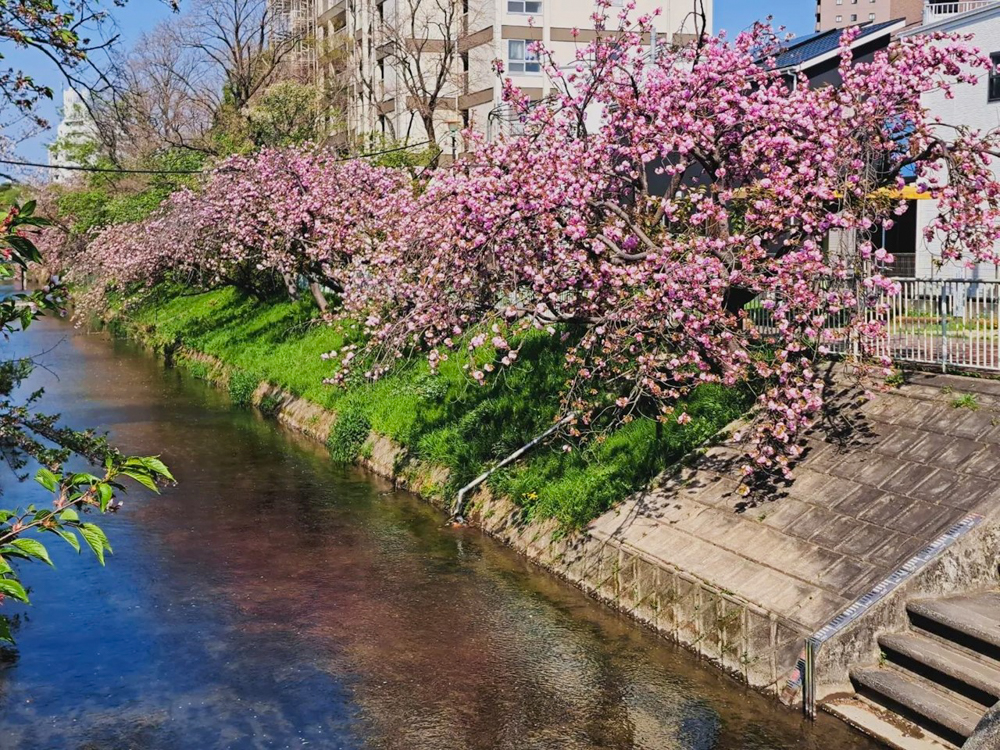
266 0 318 82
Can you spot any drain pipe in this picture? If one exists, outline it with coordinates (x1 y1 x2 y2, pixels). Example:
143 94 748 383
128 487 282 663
449 413 576 523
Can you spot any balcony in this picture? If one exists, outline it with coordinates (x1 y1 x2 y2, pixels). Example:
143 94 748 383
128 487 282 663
924 0 998 23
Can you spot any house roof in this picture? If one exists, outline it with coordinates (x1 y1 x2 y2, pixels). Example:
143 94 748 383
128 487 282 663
770 19 905 70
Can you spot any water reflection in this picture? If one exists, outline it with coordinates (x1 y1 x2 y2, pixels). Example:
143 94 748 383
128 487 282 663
0 317 877 749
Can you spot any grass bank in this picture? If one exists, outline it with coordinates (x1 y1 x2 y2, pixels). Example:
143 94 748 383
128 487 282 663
120 286 749 529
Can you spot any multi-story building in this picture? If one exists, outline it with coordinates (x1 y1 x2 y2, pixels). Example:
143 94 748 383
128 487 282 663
815 0 922 32
312 0 712 149
47 89 98 184
899 0 1000 280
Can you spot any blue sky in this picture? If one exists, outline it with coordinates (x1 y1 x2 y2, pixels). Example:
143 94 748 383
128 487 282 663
5 0 813 168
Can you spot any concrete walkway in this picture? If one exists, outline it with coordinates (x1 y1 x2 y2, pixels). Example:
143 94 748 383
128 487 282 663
592 370 1000 634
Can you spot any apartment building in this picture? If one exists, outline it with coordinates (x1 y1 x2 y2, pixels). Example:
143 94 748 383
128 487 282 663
815 0 921 31
48 89 99 184
311 0 711 148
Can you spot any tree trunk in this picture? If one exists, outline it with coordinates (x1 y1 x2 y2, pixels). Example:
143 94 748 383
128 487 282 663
309 281 329 313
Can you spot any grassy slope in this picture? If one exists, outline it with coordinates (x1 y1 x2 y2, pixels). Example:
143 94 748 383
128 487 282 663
127 286 749 529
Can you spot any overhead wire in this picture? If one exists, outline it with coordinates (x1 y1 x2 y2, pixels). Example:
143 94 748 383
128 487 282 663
0 139 437 176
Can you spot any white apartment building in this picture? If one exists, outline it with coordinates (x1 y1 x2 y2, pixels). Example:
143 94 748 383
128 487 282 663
900 1 1000 280
312 0 711 149
48 89 98 184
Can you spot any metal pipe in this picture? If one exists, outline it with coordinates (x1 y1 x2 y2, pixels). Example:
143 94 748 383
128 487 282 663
449 413 575 523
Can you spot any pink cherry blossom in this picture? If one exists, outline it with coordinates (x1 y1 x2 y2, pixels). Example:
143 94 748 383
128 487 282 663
70 7 1000 489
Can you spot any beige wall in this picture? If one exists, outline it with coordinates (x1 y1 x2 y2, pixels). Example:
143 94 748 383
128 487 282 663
815 0 922 31
315 0 714 146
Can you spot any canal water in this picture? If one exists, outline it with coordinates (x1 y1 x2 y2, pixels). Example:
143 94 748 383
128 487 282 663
0 315 879 750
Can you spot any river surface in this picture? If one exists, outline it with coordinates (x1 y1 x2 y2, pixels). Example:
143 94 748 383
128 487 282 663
0 313 879 750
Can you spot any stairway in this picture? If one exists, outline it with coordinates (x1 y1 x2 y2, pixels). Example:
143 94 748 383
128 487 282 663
833 592 1000 749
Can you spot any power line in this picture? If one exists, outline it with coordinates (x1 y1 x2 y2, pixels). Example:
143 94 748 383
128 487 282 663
0 140 438 176
0 159 202 175
333 139 435 162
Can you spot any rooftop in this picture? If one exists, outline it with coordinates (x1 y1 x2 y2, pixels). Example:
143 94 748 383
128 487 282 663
770 19 904 70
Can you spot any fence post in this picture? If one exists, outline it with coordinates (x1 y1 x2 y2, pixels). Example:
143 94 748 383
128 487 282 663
940 284 949 373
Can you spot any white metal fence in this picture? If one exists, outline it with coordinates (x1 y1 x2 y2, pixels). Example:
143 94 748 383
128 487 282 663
747 278 1000 374
880 278 1000 372
923 0 996 23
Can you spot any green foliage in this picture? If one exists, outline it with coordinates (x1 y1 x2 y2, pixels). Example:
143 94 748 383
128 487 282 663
228 369 259 408
52 148 206 235
0 0 181 653
246 81 324 147
327 406 371 463
0 202 176 645
493 384 749 528
356 132 439 172
127 287 750 530
0 457 174 643
258 394 282 418
951 393 980 411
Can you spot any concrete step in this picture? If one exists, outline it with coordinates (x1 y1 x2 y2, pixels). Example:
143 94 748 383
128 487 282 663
908 594 1000 660
823 696 960 750
880 632 1000 706
851 666 983 746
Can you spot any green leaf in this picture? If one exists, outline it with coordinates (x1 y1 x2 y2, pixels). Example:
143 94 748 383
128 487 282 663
34 467 59 493
0 578 29 603
0 545 31 561
97 484 113 512
141 457 174 482
19 200 36 217
0 559 11 576
69 472 100 486
11 538 53 567
4 235 42 265
79 523 110 565
59 508 79 523
122 470 159 493
54 528 79 553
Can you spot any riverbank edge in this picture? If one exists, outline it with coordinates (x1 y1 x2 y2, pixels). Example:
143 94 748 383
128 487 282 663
114 317 812 703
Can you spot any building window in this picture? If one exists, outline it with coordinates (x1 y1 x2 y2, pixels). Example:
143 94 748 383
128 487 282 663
990 52 1000 102
869 12 875 19
836 14 842 22
508 39 541 74
836 0 842 4
850 13 857 21
507 0 541 13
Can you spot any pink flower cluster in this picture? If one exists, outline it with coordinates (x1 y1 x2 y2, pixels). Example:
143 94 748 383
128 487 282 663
79 10 1000 485
76 147 414 309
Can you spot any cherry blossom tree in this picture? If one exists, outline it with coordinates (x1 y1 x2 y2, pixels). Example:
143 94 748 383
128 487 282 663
329 6 1000 488
76 146 415 313
79 3 1000 492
